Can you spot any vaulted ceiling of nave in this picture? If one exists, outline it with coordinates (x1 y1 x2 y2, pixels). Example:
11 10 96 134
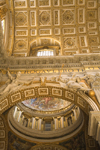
6 0 100 56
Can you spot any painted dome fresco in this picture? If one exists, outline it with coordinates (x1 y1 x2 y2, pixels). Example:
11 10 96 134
22 97 71 111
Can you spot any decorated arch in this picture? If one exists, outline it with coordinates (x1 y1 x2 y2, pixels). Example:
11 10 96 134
0 85 99 115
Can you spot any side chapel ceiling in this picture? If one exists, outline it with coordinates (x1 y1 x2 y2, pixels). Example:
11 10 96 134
7 0 100 56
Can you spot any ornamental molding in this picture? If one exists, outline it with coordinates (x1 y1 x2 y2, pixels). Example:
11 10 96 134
5 0 100 56
1 54 100 71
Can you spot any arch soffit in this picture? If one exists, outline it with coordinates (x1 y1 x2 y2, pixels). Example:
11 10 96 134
0 85 99 115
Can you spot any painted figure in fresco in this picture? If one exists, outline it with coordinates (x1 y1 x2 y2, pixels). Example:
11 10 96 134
22 97 71 111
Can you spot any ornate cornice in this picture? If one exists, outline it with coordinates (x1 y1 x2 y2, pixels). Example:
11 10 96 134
0 54 100 73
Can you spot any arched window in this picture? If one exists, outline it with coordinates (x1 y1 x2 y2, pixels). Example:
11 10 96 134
1 19 5 34
37 49 54 57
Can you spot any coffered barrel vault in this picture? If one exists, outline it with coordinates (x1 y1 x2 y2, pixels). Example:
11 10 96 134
1 1 100 149
7 0 100 56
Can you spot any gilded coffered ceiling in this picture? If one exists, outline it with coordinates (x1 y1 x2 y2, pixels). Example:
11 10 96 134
6 0 100 56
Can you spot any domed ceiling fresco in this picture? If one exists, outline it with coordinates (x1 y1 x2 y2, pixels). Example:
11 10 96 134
22 97 71 111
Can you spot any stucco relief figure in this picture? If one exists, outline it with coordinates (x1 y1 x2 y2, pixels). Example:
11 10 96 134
0 71 23 95
76 76 90 88
66 80 89 92
0 71 34 96
85 73 100 88
92 73 100 87
40 77 47 86
50 76 59 82
65 74 91 92
85 74 95 87
58 77 69 87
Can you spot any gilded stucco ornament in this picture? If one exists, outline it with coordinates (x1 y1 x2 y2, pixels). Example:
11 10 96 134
0 71 98 102
15 12 27 26
39 11 50 25
0 6 7 20
58 73 91 93
5 0 100 56
63 10 75 25
57 73 99 103
90 73 100 104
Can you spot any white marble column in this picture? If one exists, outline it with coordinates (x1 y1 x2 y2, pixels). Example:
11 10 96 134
32 117 35 129
13 106 17 118
54 118 58 129
61 117 64 128
73 109 77 121
21 115 24 125
65 117 68 127
18 111 22 122
38 118 42 130
76 107 80 118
